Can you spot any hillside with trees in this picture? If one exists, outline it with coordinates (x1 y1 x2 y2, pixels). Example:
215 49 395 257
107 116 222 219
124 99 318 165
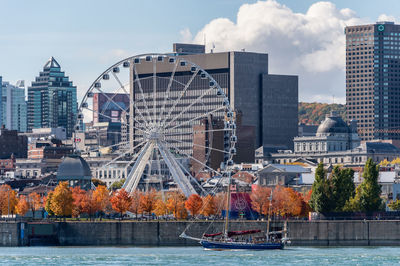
299 102 346 125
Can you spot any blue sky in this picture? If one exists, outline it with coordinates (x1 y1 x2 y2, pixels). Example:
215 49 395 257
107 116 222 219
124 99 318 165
1 0 399 102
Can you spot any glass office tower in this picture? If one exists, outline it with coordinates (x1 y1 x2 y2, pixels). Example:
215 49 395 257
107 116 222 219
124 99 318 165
27 57 77 137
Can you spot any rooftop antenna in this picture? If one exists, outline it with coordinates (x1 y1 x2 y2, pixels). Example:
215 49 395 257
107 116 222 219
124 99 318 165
332 95 335 104
211 43 215 53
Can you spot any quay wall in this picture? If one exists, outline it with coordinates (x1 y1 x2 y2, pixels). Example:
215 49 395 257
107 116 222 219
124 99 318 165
3 220 400 246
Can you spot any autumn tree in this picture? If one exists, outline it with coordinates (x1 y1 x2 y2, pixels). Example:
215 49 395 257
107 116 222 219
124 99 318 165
51 182 74 220
27 192 42 218
139 190 157 218
185 194 203 217
16 195 29 216
201 195 217 217
154 198 168 217
0 185 18 215
166 191 187 219
93 185 110 218
388 199 400 211
250 186 272 217
110 189 132 219
129 190 142 219
214 192 227 215
45 191 54 216
71 187 89 218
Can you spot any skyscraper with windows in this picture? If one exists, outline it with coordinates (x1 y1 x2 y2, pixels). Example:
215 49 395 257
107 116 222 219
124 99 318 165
1 80 27 132
346 22 400 140
0 76 2 127
27 57 77 137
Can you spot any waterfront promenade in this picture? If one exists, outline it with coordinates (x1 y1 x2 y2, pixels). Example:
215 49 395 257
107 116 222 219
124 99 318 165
1 220 400 247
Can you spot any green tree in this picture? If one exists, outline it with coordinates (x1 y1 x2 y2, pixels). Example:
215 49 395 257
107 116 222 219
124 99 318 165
344 158 382 212
309 163 333 212
331 166 355 211
111 178 126 191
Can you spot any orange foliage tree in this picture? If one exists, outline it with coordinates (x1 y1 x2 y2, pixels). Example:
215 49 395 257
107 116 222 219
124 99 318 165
110 189 132 219
154 198 168 217
139 190 157 217
93 185 110 217
16 195 29 216
185 194 203 217
272 186 303 218
201 195 217 217
51 181 74 220
27 192 42 218
250 186 272 217
166 191 187 219
129 190 142 218
0 184 18 215
71 187 89 218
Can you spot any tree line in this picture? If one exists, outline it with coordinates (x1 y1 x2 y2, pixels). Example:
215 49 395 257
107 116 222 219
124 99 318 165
0 182 313 220
309 158 384 213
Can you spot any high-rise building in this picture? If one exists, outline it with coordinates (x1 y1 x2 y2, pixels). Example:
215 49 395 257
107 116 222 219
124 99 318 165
130 44 298 163
1 80 27 132
92 92 129 123
345 21 400 140
27 57 77 137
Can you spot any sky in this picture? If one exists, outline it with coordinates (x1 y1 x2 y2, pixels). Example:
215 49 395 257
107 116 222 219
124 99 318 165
1 0 400 104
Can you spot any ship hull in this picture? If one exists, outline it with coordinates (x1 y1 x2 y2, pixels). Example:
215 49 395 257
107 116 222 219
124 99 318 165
200 240 284 250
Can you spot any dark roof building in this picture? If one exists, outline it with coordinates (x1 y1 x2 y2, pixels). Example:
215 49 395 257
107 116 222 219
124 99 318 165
57 154 92 190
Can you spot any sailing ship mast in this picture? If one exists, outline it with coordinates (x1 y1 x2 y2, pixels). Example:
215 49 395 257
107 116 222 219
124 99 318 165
266 190 273 241
223 171 232 239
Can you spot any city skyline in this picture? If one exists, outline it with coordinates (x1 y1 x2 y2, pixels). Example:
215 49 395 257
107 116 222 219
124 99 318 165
1 0 400 104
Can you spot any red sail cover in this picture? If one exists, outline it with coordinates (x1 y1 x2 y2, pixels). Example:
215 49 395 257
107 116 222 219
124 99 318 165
203 232 222 237
227 230 261 237
204 230 261 238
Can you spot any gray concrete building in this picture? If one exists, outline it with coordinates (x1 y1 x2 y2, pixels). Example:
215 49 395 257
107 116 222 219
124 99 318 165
131 44 298 163
266 112 400 166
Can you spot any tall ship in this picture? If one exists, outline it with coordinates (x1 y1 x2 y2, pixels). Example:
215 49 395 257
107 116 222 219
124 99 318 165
180 172 289 250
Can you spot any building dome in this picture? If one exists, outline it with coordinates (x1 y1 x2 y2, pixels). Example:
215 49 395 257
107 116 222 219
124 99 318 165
57 154 91 180
316 112 350 135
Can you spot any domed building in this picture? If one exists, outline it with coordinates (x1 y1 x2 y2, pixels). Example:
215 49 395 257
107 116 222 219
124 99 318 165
57 154 92 190
269 112 400 166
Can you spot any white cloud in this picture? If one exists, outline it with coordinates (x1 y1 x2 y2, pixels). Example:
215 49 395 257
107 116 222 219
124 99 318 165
179 28 193 43
378 14 397 23
186 0 372 103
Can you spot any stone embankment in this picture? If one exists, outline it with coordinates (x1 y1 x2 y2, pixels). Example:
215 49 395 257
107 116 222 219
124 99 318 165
1 220 400 246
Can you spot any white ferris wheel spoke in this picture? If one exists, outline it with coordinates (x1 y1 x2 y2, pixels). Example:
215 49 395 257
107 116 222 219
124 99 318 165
111 71 151 128
174 156 207 195
166 137 230 154
123 142 155 192
164 106 225 133
133 64 153 124
83 107 147 133
163 142 222 177
163 128 233 136
161 69 199 128
163 85 217 129
154 147 165 201
82 140 131 154
158 59 179 127
152 58 157 125
97 140 147 169
156 142 197 197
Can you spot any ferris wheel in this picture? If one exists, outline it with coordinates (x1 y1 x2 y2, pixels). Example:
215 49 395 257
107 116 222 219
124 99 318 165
76 53 237 197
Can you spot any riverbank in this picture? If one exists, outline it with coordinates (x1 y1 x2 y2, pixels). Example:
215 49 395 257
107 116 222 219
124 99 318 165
1 220 399 247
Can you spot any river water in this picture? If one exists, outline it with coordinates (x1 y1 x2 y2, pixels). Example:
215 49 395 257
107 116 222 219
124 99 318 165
0 246 399 265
